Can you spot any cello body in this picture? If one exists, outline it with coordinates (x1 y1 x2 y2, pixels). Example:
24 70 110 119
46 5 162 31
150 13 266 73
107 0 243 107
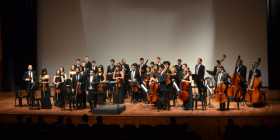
215 83 227 104
148 81 159 104
179 81 190 103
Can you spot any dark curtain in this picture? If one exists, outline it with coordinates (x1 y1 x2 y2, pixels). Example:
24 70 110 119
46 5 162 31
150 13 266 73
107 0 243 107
0 0 37 91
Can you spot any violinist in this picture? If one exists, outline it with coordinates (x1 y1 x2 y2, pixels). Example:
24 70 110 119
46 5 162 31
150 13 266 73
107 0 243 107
113 64 125 104
53 69 64 107
129 63 141 103
73 67 86 109
155 56 161 66
23 64 36 106
121 59 130 98
92 60 98 74
139 57 147 81
39 68 52 109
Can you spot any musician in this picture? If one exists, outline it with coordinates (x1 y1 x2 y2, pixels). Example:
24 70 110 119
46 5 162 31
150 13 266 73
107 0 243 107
92 60 98 74
113 64 125 104
39 68 52 109
170 66 180 107
84 56 92 74
215 66 229 111
69 65 76 81
63 78 75 109
53 69 64 106
194 58 205 94
235 59 247 100
23 64 36 106
139 57 147 80
129 63 141 103
95 65 107 104
155 56 161 66
73 67 86 108
150 61 155 68
175 58 183 75
107 59 116 102
121 58 130 98
74 58 82 70
158 69 172 111
86 70 97 110
207 60 222 80
247 67 264 107
181 64 193 110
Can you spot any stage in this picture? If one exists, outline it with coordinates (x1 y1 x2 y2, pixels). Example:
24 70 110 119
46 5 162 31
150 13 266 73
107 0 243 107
0 90 279 123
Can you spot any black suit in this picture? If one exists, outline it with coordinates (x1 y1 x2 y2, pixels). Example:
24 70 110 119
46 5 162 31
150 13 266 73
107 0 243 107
194 64 206 109
195 64 205 82
138 64 147 81
107 65 115 81
23 70 36 105
129 69 141 83
235 64 247 81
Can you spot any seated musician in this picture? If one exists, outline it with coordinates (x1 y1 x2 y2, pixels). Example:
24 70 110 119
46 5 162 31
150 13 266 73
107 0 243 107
129 63 141 103
23 64 36 106
113 64 125 104
39 68 52 109
53 69 64 107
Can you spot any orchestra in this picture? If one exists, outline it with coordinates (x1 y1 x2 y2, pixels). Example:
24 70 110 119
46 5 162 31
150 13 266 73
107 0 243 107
22 55 267 111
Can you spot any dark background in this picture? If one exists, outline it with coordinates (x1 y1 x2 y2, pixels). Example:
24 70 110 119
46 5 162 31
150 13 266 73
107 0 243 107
0 0 279 91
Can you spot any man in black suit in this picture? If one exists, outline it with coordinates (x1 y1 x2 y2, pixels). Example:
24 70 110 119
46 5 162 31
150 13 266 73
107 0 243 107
194 58 206 110
129 63 141 102
84 56 92 75
23 64 36 106
86 70 97 111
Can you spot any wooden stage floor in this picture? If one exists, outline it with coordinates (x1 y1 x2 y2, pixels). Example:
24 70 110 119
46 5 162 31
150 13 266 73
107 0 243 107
0 90 279 117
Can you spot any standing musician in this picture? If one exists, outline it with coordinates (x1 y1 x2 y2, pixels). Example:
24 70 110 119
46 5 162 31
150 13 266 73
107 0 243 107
175 59 183 80
113 64 125 104
139 57 148 81
194 58 206 110
74 58 82 70
39 68 52 109
107 59 116 103
84 56 92 75
246 58 264 107
23 64 36 106
73 67 86 109
170 66 180 107
121 59 130 98
215 66 229 111
95 65 107 105
63 78 75 109
234 57 247 101
180 64 193 110
155 56 161 66
92 60 98 74
129 63 141 103
86 70 97 111
53 69 64 107
157 64 172 110
69 65 76 81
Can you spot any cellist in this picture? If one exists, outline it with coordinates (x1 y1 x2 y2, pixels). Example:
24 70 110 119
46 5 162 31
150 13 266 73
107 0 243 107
246 68 263 107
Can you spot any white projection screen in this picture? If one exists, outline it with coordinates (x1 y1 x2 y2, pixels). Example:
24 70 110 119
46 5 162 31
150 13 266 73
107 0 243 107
37 0 268 86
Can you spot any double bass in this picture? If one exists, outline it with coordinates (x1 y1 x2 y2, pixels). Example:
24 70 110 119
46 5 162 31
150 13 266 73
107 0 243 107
215 82 227 104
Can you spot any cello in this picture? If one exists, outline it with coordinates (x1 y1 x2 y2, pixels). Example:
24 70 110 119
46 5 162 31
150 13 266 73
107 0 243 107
148 78 159 104
179 80 190 103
